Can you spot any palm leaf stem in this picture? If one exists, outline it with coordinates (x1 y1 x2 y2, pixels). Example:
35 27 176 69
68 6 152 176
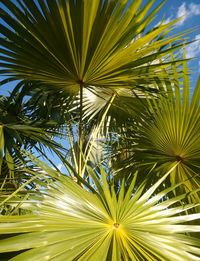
66 124 78 175
78 83 83 177
81 93 117 176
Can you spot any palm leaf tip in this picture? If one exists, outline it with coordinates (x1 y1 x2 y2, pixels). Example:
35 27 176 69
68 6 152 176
0 166 199 260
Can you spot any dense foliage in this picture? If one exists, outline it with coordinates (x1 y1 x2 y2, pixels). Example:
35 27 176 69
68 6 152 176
0 0 199 260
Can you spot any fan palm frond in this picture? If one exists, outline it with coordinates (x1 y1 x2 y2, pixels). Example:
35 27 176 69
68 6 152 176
0 0 184 95
112 62 200 203
0 158 199 260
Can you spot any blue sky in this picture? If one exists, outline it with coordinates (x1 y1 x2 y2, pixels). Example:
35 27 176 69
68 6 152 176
153 0 200 86
0 0 200 172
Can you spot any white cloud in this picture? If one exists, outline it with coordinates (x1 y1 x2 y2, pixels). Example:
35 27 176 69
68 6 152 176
176 3 187 25
176 2 200 26
155 2 200 28
189 3 200 15
186 34 200 58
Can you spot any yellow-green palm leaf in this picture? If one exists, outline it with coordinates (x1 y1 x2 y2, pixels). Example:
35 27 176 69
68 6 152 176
0 160 199 260
119 63 200 202
146 74 200 191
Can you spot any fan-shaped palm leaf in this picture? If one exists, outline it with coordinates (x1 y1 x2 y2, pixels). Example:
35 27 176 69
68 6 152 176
112 62 200 202
0 158 199 260
0 0 184 94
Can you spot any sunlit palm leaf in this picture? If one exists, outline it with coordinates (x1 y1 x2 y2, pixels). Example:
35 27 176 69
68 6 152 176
0 0 183 94
76 86 147 122
0 159 199 260
67 86 148 170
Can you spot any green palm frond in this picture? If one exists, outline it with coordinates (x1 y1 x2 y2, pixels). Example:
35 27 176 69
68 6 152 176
113 62 200 202
0 0 184 94
139 72 200 196
0 159 199 260
0 93 66 194
0 93 64 152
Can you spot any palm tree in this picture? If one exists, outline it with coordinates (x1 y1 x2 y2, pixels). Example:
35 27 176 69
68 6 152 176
0 0 199 260
0 0 185 177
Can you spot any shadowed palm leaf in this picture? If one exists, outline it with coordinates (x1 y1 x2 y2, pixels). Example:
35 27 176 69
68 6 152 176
0 0 183 94
0 94 63 156
0 93 65 194
112 62 200 203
